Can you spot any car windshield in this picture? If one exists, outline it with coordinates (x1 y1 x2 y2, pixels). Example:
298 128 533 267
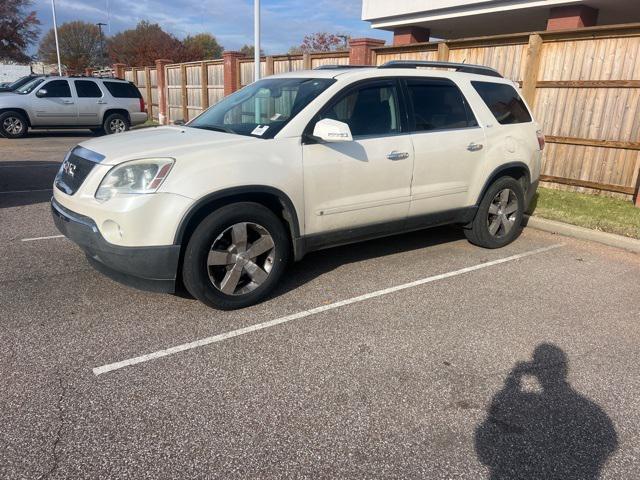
15 77 45 94
188 77 335 139
6 75 33 90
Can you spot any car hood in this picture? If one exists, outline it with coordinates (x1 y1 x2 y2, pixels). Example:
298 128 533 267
78 126 259 165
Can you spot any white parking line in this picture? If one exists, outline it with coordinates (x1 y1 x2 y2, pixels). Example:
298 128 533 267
0 188 52 194
93 243 563 376
21 235 65 242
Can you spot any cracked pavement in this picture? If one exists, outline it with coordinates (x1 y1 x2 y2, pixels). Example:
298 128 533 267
1 132 640 479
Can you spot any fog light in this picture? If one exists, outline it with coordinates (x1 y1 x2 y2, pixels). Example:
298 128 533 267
102 220 123 241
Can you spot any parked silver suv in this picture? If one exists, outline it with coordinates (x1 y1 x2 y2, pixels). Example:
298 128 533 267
0 76 148 138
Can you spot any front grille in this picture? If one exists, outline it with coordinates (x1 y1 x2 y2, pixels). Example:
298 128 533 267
55 147 104 195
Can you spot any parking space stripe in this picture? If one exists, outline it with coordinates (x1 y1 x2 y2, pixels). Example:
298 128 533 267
21 235 65 242
92 243 563 376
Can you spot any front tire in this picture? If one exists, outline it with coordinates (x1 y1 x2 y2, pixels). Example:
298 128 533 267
182 202 290 310
0 111 28 138
464 176 525 249
103 113 130 134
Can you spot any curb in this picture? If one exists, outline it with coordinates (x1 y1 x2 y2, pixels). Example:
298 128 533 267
524 216 640 254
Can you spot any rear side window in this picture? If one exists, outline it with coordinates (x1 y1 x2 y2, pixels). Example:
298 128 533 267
103 81 141 98
74 80 102 98
40 80 71 98
472 81 532 125
406 79 478 131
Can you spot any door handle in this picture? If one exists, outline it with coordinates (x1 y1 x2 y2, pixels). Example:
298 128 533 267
467 142 484 152
97 100 107 104
62 100 74 104
387 151 410 161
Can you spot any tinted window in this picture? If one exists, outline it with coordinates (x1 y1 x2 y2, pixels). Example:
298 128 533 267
407 79 478 131
103 81 141 98
75 80 102 98
472 81 532 125
40 80 71 98
320 84 401 137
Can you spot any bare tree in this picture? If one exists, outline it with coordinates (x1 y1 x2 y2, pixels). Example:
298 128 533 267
38 21 103 73
0 0 40 63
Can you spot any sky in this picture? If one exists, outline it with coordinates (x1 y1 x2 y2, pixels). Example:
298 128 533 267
30 0 392 54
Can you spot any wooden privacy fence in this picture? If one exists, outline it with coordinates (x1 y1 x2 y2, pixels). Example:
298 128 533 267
121 24 640 203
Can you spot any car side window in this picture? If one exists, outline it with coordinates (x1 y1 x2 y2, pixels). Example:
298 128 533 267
320 83 401 137
472 81 532 125
74 80 102 98
406 79 478 132
40 80 71 98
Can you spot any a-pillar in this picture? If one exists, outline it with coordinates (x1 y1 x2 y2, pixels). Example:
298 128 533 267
155 58 172 125
349 38 386 66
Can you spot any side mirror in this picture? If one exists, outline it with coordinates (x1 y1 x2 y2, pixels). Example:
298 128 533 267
312 118 353 143
36 89 47 97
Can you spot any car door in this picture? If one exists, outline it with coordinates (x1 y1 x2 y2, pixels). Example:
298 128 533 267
73 80 105 126
32 79 77 126
404 77 486 217
302 79 414 236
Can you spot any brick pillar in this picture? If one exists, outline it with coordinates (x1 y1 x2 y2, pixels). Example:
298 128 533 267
547 5 598 30
349 38 386 66
84 68 94 77
393 26 430 46
223 51 243 96
113 63 126 79
155 58 172 125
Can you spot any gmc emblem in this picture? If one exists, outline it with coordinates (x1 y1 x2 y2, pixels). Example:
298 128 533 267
62 159 76 178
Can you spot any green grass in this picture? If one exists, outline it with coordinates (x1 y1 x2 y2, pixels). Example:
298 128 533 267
131 119 160 130
531 187 640 239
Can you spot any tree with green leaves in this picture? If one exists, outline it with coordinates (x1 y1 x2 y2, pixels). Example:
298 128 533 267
183 33 223 60
38 21 103 73
0 0 40 63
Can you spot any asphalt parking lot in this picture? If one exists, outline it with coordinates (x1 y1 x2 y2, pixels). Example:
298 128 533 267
1 131 639 479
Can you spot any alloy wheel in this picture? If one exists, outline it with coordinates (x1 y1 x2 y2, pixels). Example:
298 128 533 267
3 116 23 135
109 118 126 133
207 222 275 296
487 188 519 238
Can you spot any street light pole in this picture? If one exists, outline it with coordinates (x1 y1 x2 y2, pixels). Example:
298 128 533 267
50 0 63 75
254 0 260 82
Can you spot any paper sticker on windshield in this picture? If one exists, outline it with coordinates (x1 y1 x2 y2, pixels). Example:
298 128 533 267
251 125 269 136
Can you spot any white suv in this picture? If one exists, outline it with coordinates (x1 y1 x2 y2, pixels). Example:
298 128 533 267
52 61 543 310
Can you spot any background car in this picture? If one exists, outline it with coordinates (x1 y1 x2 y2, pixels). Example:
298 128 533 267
0 74 43 93
0 76 148 138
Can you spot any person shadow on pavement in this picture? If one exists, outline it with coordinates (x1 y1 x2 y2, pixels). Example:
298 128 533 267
475 344 618 480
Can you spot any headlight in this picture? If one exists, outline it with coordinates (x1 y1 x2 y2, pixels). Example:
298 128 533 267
95 158 174 202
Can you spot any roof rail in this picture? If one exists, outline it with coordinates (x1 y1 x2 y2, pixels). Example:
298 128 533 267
378 60 503 78
313 64 370 70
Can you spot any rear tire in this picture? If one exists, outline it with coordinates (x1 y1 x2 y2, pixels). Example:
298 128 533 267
103 113 130 134
0 111 28 138
182 202 290 310
464 176 525 249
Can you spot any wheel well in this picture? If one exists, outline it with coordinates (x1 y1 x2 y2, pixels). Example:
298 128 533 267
0 108 31 127
103 109 130 125
176 189 300 261
477 163 531 205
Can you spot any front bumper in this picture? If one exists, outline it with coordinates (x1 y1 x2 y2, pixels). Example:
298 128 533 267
51 197 180 293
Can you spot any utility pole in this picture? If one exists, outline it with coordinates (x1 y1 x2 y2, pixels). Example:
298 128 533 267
97 22 107 69
50 0 63 75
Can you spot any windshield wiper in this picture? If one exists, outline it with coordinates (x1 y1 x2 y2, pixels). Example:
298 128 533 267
190 124 235 134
